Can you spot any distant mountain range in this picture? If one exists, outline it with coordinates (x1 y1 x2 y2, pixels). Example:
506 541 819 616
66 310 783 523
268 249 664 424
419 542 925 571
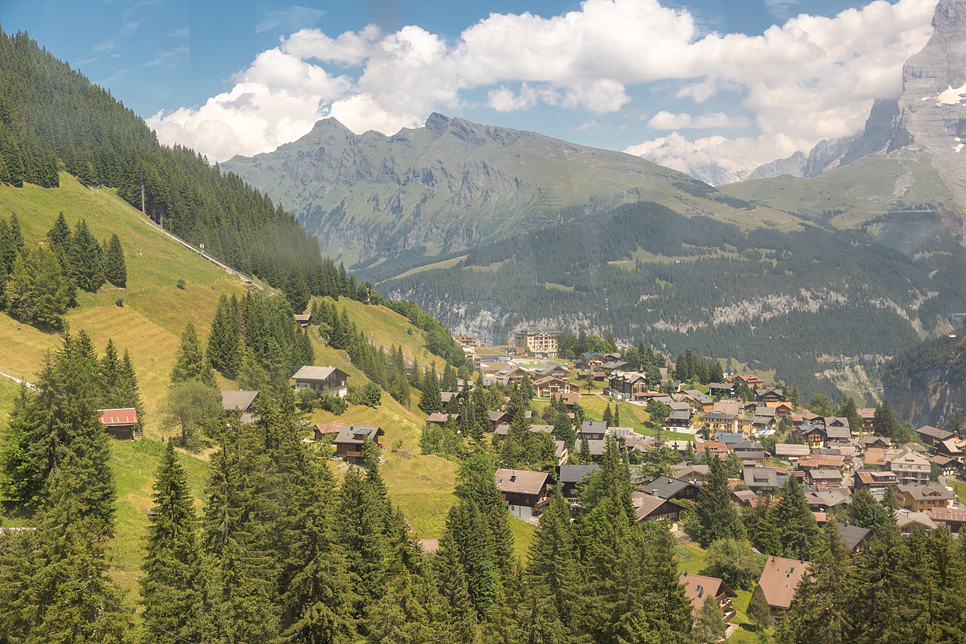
222 0 966 406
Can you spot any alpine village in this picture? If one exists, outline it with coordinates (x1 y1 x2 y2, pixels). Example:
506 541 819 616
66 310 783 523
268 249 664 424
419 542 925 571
6 9 966 644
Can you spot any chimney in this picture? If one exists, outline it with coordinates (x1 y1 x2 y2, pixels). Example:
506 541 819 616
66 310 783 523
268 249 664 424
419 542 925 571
510 471 516 482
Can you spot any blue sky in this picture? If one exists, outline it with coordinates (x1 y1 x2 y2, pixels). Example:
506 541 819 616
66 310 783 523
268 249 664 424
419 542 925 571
1 0 939 182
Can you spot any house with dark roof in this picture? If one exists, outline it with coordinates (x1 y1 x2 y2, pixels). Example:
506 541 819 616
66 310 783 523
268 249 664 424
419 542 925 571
642 475 699 503
755 388 783 404
695 441 728 457
679 572 737 624
313 422 343 441
683 390 713 412
794 424 828 448
579 420 608 441
829 522 873 555
854 470 898 490
495 468 550 520
808 469 843 488
670 463 710 486
708 382 736 399
775 444 810 461
292 366 349 397
758 556 811 621
221 390 259 415
665 409 693 433
744 467 785 494
929 454 961 478
928 507 966 534
558 464 600 502
632 491 684 527
916 425 955 448
334 425 385 463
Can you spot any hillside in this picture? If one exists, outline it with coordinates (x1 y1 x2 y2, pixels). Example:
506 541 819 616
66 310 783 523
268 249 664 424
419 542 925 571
881 328 966 428
222 113 804 267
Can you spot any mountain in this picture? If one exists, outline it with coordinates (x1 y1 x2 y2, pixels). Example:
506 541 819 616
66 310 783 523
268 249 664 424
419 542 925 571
882 329 966 428
759 0 966 206
221 113 792 266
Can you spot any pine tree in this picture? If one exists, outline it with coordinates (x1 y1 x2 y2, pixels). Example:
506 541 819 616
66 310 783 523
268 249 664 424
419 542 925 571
747 584 771 631
694 454 745 547
206 294 242 378
696 592 727 643
103 233 127 287
774 473 819 559
141 442 204 644
170 321 208 384
419 366 442 414
284 265 310 313
30 246 72 329
602 403 613 427
69 218 105 292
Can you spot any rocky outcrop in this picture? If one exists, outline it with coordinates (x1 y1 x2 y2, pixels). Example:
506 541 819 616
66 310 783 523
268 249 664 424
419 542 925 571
747 151 807 180
885 367 966 428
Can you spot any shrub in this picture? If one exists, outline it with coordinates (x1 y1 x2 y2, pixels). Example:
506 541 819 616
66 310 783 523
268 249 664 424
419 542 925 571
176 279 186 289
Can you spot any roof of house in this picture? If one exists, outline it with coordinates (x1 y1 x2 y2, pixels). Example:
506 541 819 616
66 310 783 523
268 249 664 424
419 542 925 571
759 556 811 610
810 469 843 480
292 366 346 381
679 573 736 615
756 388 784 397
671 463 710 477
631 491 669 521
735 440 764 451
642 475 693 499
667 410 692 421
798 455 846 469
897 484 955 502
738 451 768 461
98 408 138 426
825 427 852 440
917 425 955 441
696 441 728 453
314 422 344 436
716 432 745 444
684 390 712 405
495 469 549 495
334 425 384 446
928 507 966 524
418 539 439 554
221 390 258 412
829 523 873 552
775 444 811 457
895 509 937 531
580 420 608 434
559 464 601 484
427 412 450 423
744 467 784 488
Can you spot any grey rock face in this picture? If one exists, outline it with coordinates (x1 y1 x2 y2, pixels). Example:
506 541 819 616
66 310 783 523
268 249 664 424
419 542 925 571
747 151 807 180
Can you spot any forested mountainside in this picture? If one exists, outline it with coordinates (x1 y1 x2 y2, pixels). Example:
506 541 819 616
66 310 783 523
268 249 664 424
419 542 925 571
882 328 966 428
376 200 966 401
0 28 329 294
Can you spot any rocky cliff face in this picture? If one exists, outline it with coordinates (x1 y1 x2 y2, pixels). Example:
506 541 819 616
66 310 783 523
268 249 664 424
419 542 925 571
746 151 807 180
785 0 966 203
885 367 966 428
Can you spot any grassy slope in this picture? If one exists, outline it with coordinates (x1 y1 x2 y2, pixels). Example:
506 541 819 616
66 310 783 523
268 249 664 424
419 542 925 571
0 174 536 608
719 151 956 229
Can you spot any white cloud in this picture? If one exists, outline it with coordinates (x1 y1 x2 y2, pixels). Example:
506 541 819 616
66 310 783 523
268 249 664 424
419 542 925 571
149 0 938 168
647 111 753 129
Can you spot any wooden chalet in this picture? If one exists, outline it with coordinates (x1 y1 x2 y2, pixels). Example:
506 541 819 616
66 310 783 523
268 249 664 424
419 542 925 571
679 573 737 624
632 491 684 528
294 313 311 327
221 390 259 423
755 387 783 404
896 484 955 513
292 366 349 398
558 464 600 502
533 376 579 398
607 370 649 401
642 475 699 503
708 382 736 398
758 557 810 622
98 408 140 440
334 425 385 463
579 420 608 441
854 470 898 490
928 507 966 534
313 422 343 441
735 374 764 388
916 425 955 448
495 469 550 519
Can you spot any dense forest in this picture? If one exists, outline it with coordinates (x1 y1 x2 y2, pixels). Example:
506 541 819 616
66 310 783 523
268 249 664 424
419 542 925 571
0 27 338 303
376 201 966 400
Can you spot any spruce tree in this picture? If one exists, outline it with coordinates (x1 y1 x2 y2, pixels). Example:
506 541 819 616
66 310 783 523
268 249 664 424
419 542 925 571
419 366 442 414
69 218 105 292
104 233 127 287
141 442 204 644
774 473 819 559
697 592 727 643
170 321 210 384
31 245 72 329
5 250 34 321
694 454 744 547
284 265 310 313
206 294 242 378
747 584 771 631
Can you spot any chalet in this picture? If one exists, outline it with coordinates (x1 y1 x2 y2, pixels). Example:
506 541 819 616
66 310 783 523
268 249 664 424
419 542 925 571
767 401 795 419
554 440 569 467
713 400 743 415
221 390 259 415
333 425 385 464
825 426 852 443
632 491 684 528
535 364 571 380
758 557 811 622
533 376 580 398
808 469 843 488
426 412 459 427
895 509 937 534
734 440 764 453
775 444 810 462
805 489 851 512
599 360 631 373
857 408 875 433
738 451 768 467
579 420 608 441
744 467 785 495
608 371 649 401
98 408 139 440
670 463 709 486
708 382 736 399
489 411 511 429
576 352 618 369
440 391 466 406
859 436 892 449
695 441 728 457
313 422 343 441
823 416 850 430
292 366 349 398
929 454 960 478
453 335 485 348
585 439 607 463
294 313 311 327
830 523 873 555
493 424 511 437
796 454 846 472
679 572 737 624
558 464 600 502
928 507 966 534
896 484 955 513
715 431 745 447
495 468 550 519
552 391 581 410
936 438 965 461
665 409 693 433
683 390 713 412
794 424 828 448
916 425 955 448
755 388 783 404
494 366 529 385
736 374 764 388
732 489 759 507
854 470 898 490
642 475 699 503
